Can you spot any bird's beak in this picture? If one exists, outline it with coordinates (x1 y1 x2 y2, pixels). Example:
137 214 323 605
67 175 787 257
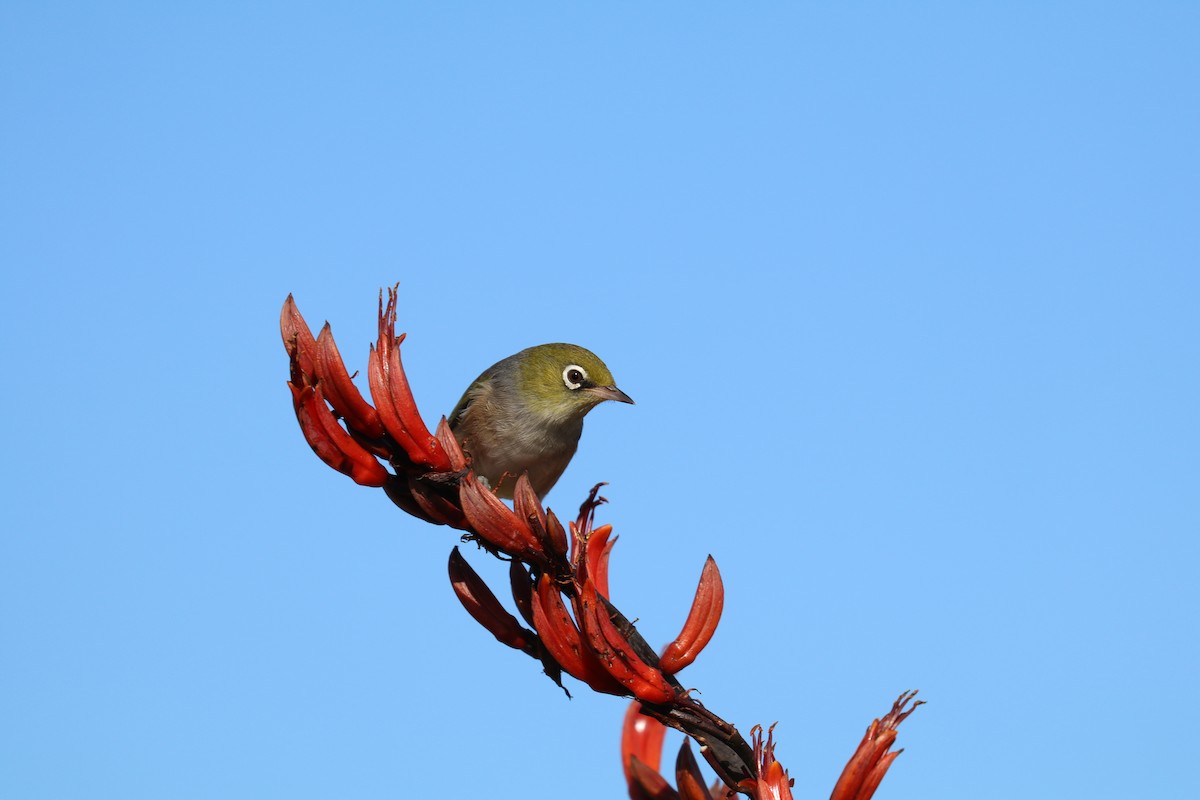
587 385 635 405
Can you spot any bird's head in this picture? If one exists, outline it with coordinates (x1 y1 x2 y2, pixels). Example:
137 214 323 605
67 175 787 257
513 343 634 422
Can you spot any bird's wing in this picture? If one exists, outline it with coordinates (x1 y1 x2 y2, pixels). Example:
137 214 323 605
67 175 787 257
449 378 490 430
448 391 472 429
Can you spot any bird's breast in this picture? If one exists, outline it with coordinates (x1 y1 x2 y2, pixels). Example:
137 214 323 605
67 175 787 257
456 411 583 498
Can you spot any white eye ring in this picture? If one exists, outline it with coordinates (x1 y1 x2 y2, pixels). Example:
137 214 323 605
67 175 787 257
562 364 587 390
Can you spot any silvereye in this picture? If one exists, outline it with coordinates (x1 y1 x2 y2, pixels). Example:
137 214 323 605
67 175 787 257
449 343 634 499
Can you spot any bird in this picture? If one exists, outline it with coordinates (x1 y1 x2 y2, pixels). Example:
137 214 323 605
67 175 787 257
449 343 633 499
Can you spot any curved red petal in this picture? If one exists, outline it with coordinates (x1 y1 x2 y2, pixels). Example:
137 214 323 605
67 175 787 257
829 691 924 800
629 756 680 800
434 417 469 471
759 759 795 800
622 702 667 783
675 740 716 800
855 751 900 800
404 474 467 528
373 287 452 470
367 343 422 464
315 324 386 440
530 574 626 696
508 560 536 628
447 548 536 653
586 524 616 600
659 556 724 674
459 478 544 560
290 384 389 487
280 295 319 383
544 510 569 562
512 474 553 552
577 580 675 704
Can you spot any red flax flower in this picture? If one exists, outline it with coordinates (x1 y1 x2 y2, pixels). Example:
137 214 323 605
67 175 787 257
280 288 921 797
621 693 920 800
828 691 923 800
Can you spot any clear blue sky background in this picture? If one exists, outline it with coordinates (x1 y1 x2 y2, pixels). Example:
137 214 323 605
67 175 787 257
3 4 1197 799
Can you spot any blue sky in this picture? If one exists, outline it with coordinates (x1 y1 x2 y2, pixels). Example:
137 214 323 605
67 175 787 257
2 4 1197 798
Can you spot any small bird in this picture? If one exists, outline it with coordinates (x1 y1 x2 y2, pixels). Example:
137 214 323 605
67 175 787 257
449 343 633 499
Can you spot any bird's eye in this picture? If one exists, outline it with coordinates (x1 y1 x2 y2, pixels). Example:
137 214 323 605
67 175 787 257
563 365 587 390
